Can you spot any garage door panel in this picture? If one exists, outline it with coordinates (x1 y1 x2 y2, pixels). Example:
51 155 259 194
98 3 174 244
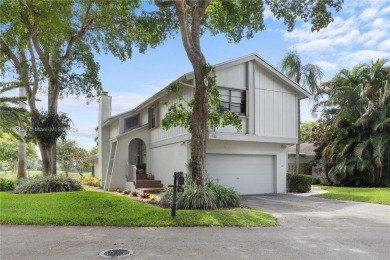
206 154 274 195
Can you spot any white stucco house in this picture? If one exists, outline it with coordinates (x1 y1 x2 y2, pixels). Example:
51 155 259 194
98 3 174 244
94 53 310 195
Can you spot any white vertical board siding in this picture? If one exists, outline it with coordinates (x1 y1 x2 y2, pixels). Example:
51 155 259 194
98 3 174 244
151 86 192 143
211 117 248 134
254 64 297 139
215 63 246 89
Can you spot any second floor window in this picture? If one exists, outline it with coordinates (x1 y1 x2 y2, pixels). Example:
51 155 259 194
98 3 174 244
125 115 140 131
148 104 159 129
219 89 246 115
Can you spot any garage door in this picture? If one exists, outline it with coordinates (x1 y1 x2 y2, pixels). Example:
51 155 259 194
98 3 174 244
206 154 274 195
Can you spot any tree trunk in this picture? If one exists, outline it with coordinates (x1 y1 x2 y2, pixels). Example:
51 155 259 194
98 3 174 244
169 0 210 187
17 86 27 179
37 141 51 176
47 53 60 175
190 59 208 186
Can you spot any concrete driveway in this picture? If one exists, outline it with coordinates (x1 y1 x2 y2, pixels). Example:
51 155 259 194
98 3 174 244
240 193 390 228
1 195 389 260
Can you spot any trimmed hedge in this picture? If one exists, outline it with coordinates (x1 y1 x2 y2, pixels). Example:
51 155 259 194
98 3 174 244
0 177 16 191
287 173 312 193
14 175 83 194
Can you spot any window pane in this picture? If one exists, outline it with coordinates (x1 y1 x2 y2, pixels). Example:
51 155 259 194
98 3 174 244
125 115 139 130
231 103 241 113
218 102 230 113
240 103 246 114
220 89 230 102
231 96 241 103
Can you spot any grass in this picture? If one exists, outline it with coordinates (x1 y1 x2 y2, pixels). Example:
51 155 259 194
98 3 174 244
313 185 390 205
0 190 275 227
0 170 92 180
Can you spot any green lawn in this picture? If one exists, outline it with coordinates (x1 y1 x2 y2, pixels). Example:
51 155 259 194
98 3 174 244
313 185 390 205
0 190 275 227
0 170 92 180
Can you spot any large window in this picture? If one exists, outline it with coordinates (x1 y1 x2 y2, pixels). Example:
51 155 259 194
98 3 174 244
219 89 246 115
148 104 159 129
124 115 139 131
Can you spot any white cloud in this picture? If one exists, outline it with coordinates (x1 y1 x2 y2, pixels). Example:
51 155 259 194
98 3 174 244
359 7 378 21
360 29 387 47
314 61 338 71
339 50 390 66
378 39 390 50
110 91 150 113
282 1 390 78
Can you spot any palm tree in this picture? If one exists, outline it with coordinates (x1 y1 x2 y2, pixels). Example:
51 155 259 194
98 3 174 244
0 83 28 138
317 59 389 186
0 82 29 178
280 51 323 174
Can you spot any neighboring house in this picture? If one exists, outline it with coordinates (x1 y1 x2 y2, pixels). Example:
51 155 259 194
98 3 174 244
288 143 325 184
95 53 310 195
288 143 316 175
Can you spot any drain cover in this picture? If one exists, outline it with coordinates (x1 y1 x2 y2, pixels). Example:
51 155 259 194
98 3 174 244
99 249 134 258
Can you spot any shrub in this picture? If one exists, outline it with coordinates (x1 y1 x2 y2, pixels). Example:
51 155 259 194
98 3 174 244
207 180 240 208
0 177 16 191
149 194 157 201
14 176 83 194
140 193 150 199
287 173 312 193
131 191 139 197
178 185 217 210
123 189 131 195
80 176 101 187
158 176 240 210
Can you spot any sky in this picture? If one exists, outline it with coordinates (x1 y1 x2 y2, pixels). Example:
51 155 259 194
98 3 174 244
4 0 390 150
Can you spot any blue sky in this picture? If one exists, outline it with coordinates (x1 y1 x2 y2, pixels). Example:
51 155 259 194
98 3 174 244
11 0 390 150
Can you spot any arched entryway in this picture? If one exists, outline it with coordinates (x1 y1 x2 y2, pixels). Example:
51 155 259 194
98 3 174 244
128 138 147 172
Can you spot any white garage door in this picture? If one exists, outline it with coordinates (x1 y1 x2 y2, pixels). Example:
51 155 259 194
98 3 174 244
206 154 275 195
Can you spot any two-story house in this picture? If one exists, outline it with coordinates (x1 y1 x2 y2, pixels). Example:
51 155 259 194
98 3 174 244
94 53 310 195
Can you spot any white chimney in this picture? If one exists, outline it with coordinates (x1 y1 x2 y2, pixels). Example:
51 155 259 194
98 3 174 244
98 92 112 124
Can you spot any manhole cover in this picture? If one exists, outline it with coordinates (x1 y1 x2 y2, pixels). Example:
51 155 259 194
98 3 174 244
99 249 134 258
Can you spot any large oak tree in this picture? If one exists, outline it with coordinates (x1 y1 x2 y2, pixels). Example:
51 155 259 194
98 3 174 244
154 0 343 186
1 0 175 175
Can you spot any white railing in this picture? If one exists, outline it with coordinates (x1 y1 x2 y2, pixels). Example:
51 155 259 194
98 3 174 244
126 162 137 182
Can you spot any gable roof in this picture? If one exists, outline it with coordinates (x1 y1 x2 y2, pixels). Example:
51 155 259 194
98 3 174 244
288 143 316 156
181 53 311 99
104 53 310 123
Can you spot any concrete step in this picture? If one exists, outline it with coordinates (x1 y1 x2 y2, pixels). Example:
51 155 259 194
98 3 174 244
136 174 148 180
135 180 163 189
137 188 165 195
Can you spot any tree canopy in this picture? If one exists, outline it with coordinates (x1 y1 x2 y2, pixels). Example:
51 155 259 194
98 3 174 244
1 0 176 175
154 0 343 186
313 59 390 186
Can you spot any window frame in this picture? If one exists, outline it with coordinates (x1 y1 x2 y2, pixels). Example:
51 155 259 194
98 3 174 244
124 114 140 132
148 103 159 130
218 88 247 116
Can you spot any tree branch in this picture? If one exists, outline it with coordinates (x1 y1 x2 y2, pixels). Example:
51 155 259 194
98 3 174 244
60 2 94 64
0 39 23 77
27 39 38 110
173 0 196 60
154 0 175 8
